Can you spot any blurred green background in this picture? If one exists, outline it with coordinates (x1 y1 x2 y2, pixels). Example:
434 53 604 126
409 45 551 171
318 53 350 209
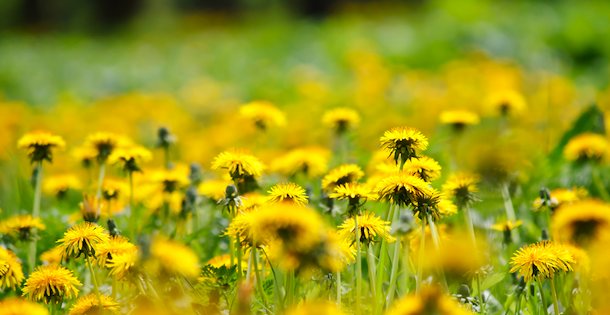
1 0 610 105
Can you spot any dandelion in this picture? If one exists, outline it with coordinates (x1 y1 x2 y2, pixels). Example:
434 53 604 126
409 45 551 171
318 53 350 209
0 214 46 242
322 107 360 134
22 265 81 304
239 100 286 130
225 211 258 248
17 131 65 164
510 241 574 282
386 286 474 315
338 212 395 244
492 220 522 245
271 147 329 178
0 298 49 315
380 127 429 167
0 246 24 289
375 172 432 207
286 300 347 315
58 222 110 260
84 132 130 163
42 174 82 198
239 193 268 212
68 294 120 315
533 187 588 211
403 156 442 182
198 178 233 202
321 164 364 192
442 172 480 207
79 195 103 223
107 250 139 280
212 150 265 193
551 200 610 246
563 133 609 162
485 89 527 116
108 145 152 173
267 182 308 205
95 235 137 267
149 237 200 278
439 109 480 130
329 182 376 216
72 145 97 168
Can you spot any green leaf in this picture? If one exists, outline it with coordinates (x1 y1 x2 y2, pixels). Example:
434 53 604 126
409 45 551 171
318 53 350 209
481 272 506 292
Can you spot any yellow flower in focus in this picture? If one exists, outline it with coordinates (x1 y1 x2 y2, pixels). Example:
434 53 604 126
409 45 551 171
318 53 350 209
271 147 329 178
403 156 442 182
239 100 286 130
43 174 82 198
84 132 130 163
563 133 609 162
17 131 65 163
485 89 527 116
267 183 308 205
329 182 376 201
149 237 200 278
552 200 610 246
339 212 395 244
321 164 364 192
68 294 119 315
95 236 137 267
386 286 474 315
108 145 152 173
0 214 46 241
380 127 429 166
321 107 360 133
22 265 81 304
57 222 110 260
0 298 49 315
286 300 347 315
0 246 24 289
510 241 574 282
442 172 480 207
375 172 432 207
107 250 139 280
439 109 480 128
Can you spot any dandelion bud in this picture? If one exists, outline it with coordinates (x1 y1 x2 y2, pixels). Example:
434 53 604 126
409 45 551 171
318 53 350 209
541 229 549 241
457 284 471 298
157 127 175 149
107 219 119 237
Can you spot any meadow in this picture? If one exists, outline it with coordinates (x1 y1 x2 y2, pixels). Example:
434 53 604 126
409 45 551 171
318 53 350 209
1 1 610 314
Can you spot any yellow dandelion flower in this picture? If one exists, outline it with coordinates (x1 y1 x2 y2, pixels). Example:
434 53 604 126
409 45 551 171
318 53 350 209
271 146 329 178
380 127 429 166
206 254 236 268
250 204 325 251
267 183 308 205
411 187 446 222
150 166 190 193
375 172 432 207
95 236 137 267
403 156 442 182
108 145 152 173
40 246 64 265
552 200 610 246
339 212 395 244
0 214 46 241
321 107 360 133
84 132 130 163
533 187 588 211
79 195 103 223
57 222 110 260
563 133 609 162
239 193 268 212
149 237 200 278
329 182 376 201
491 220 523 232
72 146 97 168
17 131 65 163
485 89 527 116
211 150 265 178
68 294 119 315
0 246 24 289
101 178 128 201
442 172 480 207
107 250 139 280
239 100 286 130
438 197 458 217
198 178 232 202
562 243 590 274
0 298 49 315
286 300 348 315
22 265 81 304
387 286 474 315
439 109 480 129
321 164 364 192
43 174 82 198
226 211 258 248
510 241 574 282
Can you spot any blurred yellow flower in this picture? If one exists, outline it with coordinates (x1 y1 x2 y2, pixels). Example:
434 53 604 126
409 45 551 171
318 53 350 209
198 178 232 202
17 131 65 163
491 220 522 232
43 174 82 198
0 246 24 289
563 133 609 162
68 294 120 315
485 89 527 116
84 131 131 163
321 163 364 192
0 214 46 241
386 286 473 315
321 107 360 133
95 235 137 267
40 246 63 266
0 298 49 315
271 146 329 178
108 145 152 173
239 100 286 130
442 172 480 207
107 249 139 280
267 182 308 205
149 237 200 278
439 109 480 128
552 200 610 246
286 300 347 315
533 187 588 211
22 265 81 304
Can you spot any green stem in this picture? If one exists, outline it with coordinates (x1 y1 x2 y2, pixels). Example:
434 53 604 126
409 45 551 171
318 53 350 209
416 221 426 292
355 214 362 315
375 204 396 313
261 249 283 312
336 271 342 306
285 270 295 307
427 215 448 291
463 204 476 246
236 238 243 282
28 161 43 273
501 183 520 243
253 249 270 313
550 277 561 315
477 273 485 314
592 167 610 201
386 237 401 307
246 247 254 281
538 281 549 315
367 244 377 304
95 162 106 217
87 256 102 303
